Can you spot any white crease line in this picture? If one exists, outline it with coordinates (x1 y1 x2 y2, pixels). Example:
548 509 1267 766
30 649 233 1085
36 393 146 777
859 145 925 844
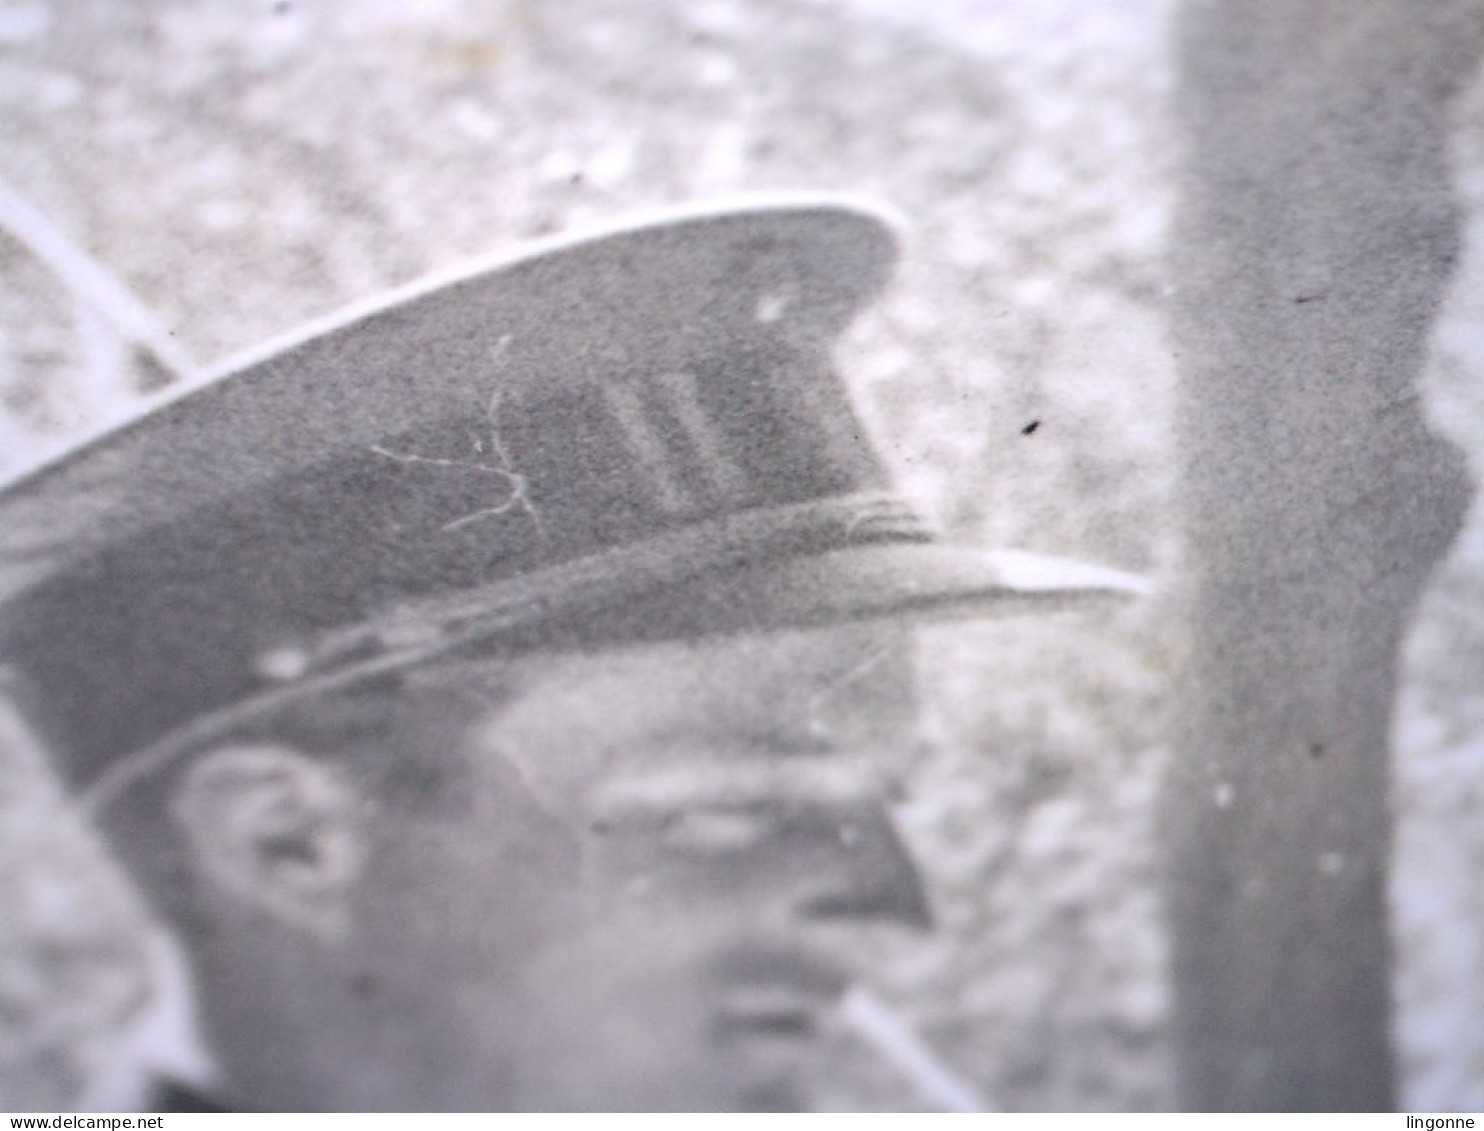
838 985 993 1113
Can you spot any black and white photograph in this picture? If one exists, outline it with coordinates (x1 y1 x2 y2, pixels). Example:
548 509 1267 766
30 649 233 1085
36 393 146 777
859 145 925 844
0 0 1482 1113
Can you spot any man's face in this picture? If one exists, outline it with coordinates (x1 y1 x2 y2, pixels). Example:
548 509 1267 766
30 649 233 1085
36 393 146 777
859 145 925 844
348 622 933 1110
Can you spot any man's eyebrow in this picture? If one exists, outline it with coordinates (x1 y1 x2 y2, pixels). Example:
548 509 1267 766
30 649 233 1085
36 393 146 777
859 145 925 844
590 760 892 812
671 722 848 758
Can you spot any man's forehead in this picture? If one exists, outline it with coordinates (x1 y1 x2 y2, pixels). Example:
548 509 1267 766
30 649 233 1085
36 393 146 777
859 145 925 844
513 626 912 717
462 626 921 782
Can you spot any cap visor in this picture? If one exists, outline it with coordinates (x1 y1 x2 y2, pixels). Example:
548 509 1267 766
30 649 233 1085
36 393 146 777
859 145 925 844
533 541 1150 651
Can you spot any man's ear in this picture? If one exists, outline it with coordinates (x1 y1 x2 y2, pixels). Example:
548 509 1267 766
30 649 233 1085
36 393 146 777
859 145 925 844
170 743 364 940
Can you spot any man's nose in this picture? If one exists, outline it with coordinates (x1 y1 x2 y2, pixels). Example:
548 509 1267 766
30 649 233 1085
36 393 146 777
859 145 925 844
793 805 935 932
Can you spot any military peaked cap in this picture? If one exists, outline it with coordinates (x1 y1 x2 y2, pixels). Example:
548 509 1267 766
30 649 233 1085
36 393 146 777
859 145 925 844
0 196 1146 801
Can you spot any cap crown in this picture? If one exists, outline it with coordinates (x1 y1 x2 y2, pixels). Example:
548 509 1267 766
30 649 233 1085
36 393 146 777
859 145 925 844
0 202 905 787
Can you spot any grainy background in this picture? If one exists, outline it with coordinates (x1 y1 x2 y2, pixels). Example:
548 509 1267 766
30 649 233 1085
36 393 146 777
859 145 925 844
0 0 1478 1111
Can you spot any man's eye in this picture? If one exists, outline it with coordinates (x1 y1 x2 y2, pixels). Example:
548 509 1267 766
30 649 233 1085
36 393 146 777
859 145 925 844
659 806 774 854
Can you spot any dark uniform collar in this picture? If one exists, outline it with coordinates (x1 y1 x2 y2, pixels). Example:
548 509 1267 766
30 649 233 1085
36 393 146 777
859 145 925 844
146 1079 233 1113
